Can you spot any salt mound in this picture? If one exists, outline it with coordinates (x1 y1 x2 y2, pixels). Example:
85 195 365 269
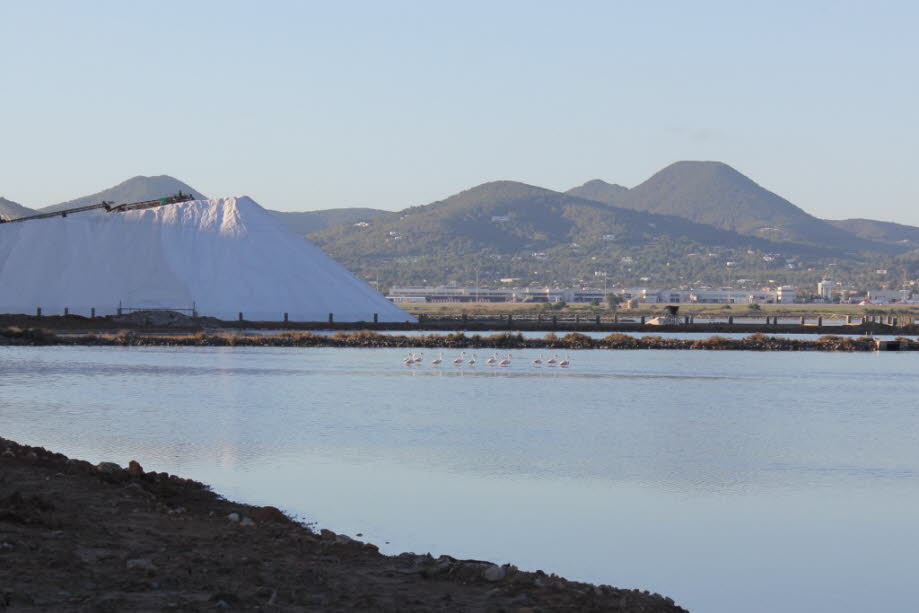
0 196 413 322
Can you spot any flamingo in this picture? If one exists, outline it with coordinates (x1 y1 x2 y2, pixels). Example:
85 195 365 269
452 351 466 365
468 353 477 366
431 352 443 366
546 354 558 366
499 353 512 367
413 352 424 363
559 354 571 368
486 353 498 366
402 353 415 366
532 354 543 366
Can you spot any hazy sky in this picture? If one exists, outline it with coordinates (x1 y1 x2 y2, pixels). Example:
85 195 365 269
2 1 917 223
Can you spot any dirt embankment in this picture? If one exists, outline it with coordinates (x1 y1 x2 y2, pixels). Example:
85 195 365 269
2 326 915 352
0 437 686 612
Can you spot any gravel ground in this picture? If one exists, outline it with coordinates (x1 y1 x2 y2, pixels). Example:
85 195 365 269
0 437 686 612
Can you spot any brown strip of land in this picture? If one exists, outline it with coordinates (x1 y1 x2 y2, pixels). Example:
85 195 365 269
2 326 915 351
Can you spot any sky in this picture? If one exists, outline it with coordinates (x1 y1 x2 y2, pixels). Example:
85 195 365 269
1 1 917 223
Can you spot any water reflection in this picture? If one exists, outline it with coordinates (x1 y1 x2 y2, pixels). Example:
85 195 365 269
1 346 918 612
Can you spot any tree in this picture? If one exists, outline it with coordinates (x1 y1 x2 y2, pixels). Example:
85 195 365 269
748 303 762 311
605 294 622 309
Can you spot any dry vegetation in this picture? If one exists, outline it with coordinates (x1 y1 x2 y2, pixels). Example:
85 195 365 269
2 327 912 352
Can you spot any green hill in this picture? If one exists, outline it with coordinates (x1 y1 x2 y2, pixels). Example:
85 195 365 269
565 179 629 206
309 180 843 287
827 218 919 249
614 161 879 250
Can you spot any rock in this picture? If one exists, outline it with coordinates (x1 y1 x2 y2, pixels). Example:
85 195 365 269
483 564 507 582
334 533 354 544
226 513 240 522
249 505 288 523
75 547 115 564
425 559 453 577
240 517 255 527
95 462 122 474
126 558 157 571
127 460 144 476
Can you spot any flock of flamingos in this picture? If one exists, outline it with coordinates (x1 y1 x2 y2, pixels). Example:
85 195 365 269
401 351 571 368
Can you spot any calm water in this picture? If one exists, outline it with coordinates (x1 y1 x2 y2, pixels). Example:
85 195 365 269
1 346 917 612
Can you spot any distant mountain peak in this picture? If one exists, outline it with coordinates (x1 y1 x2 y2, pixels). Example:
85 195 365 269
614 160 865 246
582 178 628 189
655 160 759 185
566 178 629 207
40 175 206 213
0 196 35 220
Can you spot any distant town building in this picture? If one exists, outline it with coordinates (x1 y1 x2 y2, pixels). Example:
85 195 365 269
776 286 797 304
866 289 912 304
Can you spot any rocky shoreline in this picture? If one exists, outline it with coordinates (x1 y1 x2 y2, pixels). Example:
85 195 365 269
0 437 686 612
2 326 917 352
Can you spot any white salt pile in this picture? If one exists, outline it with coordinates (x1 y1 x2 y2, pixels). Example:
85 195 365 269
0 196 413 322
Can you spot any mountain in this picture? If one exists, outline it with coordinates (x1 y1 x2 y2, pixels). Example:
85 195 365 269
270 207 390 236
827 218 919 249
40 175 205 212
612 161 877 250
0 197 35 220
314 180 780 254
566 179 629 207
310 179 841 287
